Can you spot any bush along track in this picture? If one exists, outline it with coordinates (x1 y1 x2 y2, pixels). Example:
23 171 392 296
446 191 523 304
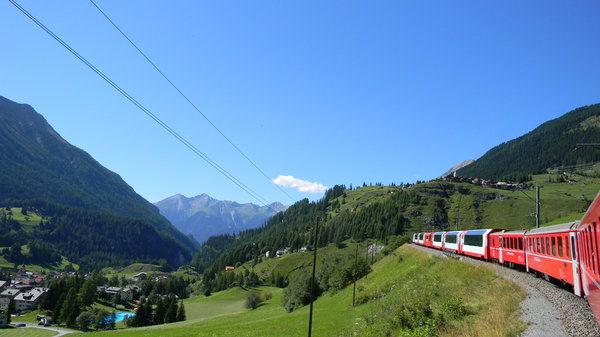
341 245 526 337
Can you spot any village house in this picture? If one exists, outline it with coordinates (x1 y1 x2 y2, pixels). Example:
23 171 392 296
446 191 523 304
276 247 292 257
13 287 48 312
0 288 20 310
101 286 136 302
0 280 7 292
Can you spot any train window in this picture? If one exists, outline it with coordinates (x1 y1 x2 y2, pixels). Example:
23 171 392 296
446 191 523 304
558 236 563 257
571 236 576 260
592 224 598 276
446 234 457 244
551 237 556 256
565 236 570 259
546 237 551 255
518 238 523 250
536 238 541 253
464 234 483 247
434 234 442 242
529 238 533 252
499 237 503 248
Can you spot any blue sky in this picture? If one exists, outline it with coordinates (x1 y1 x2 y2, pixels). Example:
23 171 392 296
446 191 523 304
1 1 599 205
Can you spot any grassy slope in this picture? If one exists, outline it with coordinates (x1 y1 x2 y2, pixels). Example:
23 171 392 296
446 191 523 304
0 329 58 337
88 245 524 337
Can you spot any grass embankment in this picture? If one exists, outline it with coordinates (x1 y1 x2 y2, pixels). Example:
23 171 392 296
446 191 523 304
0 328 57 337
88 245 525 337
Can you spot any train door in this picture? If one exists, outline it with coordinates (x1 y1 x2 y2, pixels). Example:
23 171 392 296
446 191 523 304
571 232 582 296
499 236 504 264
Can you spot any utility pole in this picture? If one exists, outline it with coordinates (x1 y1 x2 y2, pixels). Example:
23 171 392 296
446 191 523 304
536 186 540 228
352 241 359 306
308 217 319 337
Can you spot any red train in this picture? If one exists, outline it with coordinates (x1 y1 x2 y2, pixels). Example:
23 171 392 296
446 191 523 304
412 192 600 324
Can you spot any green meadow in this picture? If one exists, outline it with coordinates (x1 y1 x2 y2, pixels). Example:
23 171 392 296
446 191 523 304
85 245 524 337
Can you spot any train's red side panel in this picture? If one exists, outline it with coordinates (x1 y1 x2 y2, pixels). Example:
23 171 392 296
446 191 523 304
490 231 526 267
578 192 600 324
424 232 434 247
525 223 579 291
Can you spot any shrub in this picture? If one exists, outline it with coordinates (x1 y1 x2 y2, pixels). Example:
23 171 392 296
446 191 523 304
245 291 263 310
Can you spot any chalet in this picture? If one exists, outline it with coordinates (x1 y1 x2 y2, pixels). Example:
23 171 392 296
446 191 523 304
103 286 136 301
128 272 147 283
225 266 235 271
276 247 292 257
299 246 309 253
13 287 48 312
0 289 20 310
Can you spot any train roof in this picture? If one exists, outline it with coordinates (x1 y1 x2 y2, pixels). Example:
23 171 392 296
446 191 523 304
490 229 528 236
525 221 580 235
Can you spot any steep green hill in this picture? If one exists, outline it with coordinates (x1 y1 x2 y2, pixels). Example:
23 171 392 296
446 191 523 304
0 96 197 268
458 103 600 179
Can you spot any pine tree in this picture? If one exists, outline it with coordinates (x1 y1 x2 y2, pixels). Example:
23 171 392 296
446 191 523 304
153 297 166 325
176 301 186 322
60 288 80 326
163 297 177 323
78 278 97 308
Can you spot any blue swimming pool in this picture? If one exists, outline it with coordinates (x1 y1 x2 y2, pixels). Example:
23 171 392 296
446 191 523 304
105 312 136 323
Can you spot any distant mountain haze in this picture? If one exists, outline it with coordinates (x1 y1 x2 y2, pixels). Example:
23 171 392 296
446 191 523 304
155 193 287 243
0 96 197 266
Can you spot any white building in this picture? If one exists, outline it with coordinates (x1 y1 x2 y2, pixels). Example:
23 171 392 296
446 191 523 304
13 287 48 312
0 289 20 310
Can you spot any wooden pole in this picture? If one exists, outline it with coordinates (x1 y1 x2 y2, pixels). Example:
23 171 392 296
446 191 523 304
308 217 320 337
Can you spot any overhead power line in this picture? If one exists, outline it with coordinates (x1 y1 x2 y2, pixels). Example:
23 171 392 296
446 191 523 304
8 0 279 210
88 0 297 203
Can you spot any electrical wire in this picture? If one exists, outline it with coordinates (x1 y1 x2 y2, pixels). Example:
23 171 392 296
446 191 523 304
88 0 297 204
8 0 281 212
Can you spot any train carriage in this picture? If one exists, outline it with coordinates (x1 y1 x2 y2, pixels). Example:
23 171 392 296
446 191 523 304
458 228 502 259
432 231 445 249
417 232 425 245
442 231 462 253
524 222 580 295
489 230 527 268
423 232 434 248
577 192 600 323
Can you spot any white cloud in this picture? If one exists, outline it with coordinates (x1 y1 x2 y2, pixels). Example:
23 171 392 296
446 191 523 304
272 175 328 194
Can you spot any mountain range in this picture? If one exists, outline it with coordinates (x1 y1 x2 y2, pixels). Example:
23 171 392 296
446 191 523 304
0 96 197 268
155 194 287 243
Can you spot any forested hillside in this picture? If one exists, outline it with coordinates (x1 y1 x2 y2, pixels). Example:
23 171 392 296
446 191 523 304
1 201 192 271
458 103 600 179
0 96 198 253
192 174 598 289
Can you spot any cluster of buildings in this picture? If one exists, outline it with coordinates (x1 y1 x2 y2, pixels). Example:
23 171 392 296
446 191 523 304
97 286 139 302
442 174 524 190
264 246 310 259
0 279 49 314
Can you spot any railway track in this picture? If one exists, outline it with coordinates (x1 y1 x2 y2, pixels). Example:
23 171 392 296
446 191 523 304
410 244 600 337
